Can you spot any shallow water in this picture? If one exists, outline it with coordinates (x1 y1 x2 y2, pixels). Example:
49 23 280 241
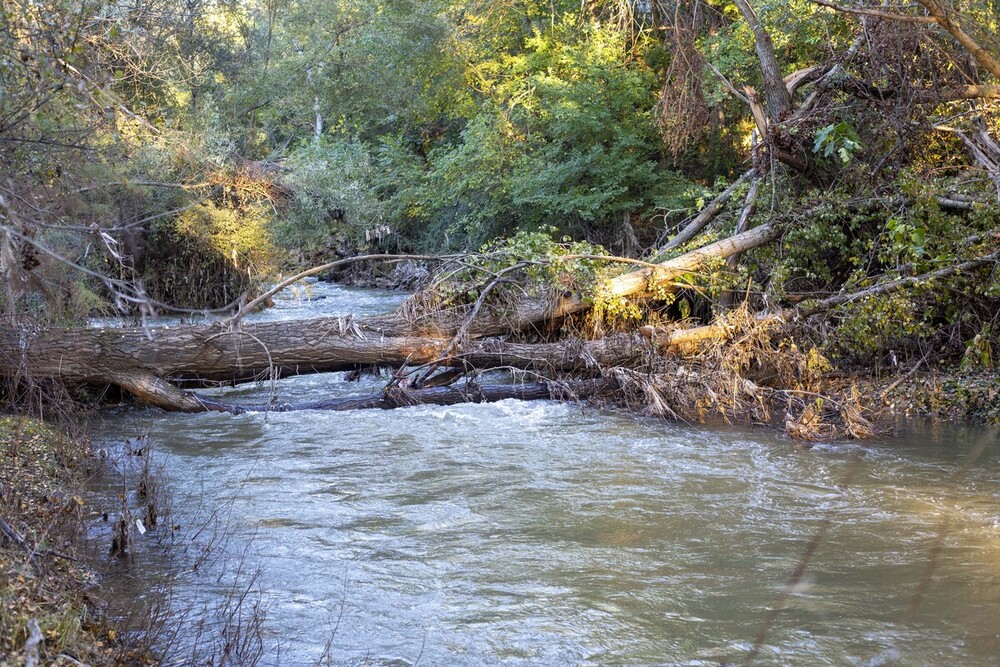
87 282 1000 666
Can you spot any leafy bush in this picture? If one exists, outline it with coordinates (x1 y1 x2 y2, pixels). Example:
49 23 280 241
368 18 699 251
276 138 389 252
141 202 277 308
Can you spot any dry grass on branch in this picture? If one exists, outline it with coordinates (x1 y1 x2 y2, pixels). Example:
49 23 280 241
398 262 882 441
607 306 880 440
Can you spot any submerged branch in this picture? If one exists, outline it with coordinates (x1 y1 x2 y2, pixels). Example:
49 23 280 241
180 380 615 415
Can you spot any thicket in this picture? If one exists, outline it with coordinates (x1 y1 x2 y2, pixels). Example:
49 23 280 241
1 0 998 375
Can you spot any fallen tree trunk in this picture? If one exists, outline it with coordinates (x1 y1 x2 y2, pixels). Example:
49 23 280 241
193 379 615 415
1 321 645 389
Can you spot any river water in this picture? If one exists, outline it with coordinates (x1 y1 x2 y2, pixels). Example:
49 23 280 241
87 282 1000 666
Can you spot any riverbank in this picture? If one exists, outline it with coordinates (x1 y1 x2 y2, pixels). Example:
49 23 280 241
868 367 1000 425
0 417 144 666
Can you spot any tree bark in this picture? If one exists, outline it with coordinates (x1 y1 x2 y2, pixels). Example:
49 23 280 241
0 320 645 388
733 0 792 121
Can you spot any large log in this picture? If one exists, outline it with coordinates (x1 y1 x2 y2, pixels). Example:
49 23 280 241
0 320 644 389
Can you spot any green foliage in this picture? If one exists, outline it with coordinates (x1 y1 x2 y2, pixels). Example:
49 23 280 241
772 197 858 292
437 227 610 302
884 215 927 263
382 16 696 249
813 122 863 165
3 0 999 382
142 201 277 308
235 0 466 149
277 138 389 251
416 227 612 323
505 24 686 227
419 111 524 246
830 292 926 361
483 227 610 293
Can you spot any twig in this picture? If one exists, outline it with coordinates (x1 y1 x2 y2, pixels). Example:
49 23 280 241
658 169 756 254
706 62 751 105
808 0 937 24
776 388 846 409
878 348 932 402
70 180 214 195
411 262 532 387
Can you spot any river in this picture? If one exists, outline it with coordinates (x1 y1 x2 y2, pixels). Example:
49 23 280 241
86 282 1000 666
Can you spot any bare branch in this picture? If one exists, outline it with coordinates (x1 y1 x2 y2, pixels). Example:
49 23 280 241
810 0 1000 79
809 0 938 23
913 0 1000 80
659 170 756 254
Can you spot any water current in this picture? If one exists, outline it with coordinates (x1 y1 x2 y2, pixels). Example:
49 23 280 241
87 282 1000 666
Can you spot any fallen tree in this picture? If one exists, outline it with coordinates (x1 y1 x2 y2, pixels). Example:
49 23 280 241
0 222 780 413
1 320 644 410
1 0 995 437
4 186 997 438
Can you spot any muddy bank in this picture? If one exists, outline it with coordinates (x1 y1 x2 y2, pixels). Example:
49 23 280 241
0 417 146 666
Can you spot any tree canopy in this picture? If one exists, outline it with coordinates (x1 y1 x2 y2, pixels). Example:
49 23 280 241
1 0 998 369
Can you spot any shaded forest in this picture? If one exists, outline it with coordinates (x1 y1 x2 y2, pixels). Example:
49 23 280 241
1 0 999 432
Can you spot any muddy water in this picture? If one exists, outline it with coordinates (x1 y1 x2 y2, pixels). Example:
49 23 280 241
88 282 1000 665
